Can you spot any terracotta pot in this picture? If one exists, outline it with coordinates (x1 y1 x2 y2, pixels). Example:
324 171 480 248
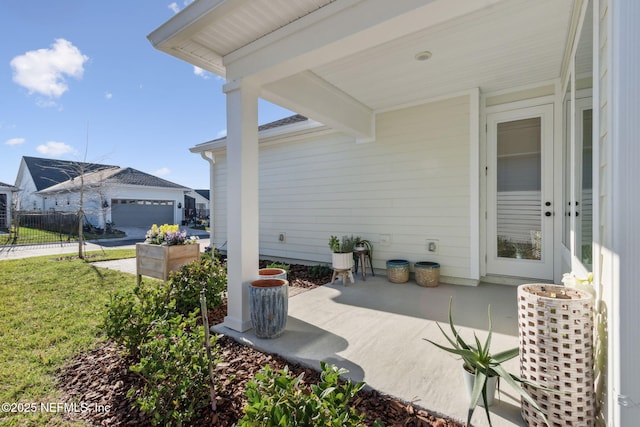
258 267 287 280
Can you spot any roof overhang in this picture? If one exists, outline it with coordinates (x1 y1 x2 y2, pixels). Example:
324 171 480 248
150 0 576 141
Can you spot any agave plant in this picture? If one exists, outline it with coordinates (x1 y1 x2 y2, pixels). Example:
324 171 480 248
424 298 549 427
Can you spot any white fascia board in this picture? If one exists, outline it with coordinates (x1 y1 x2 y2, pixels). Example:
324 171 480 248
262 71 374 142
189 119 332 155
147 0 239 77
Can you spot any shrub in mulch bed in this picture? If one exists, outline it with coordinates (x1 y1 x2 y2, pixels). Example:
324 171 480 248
58 335 462 427
57 259 462 427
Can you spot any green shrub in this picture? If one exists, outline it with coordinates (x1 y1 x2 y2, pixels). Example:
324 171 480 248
104 257 226 355
239 361 368 427
128 312 218 426
103 257 225 425
202 246 225 262
168 257 227 316
265 261 290 272
103 283 175 356
309 264 332 279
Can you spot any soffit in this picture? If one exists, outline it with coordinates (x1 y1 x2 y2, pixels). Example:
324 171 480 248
312 0 575 111
152 0 335 76
153 0 576 126
194 0 335 56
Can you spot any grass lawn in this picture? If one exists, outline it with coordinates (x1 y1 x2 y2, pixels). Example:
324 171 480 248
0 250 136 426
1 227 75 246
1 227 126 247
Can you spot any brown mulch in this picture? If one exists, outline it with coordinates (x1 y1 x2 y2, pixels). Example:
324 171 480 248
57 262 463 427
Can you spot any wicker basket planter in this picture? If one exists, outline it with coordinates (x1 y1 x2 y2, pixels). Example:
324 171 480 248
517 284 594 427
135 243 200 284
415 261 440 287
386 259 409 283
249 279 289 339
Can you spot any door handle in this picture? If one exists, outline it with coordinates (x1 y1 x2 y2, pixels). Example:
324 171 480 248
545 211 552 217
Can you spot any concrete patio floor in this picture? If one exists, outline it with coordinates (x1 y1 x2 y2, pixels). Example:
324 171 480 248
214 274 528 427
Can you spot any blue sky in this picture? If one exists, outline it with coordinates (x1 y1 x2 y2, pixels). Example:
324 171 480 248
0 0 292 189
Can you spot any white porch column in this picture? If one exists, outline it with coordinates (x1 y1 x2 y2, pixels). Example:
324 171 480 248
611 0 640 424
222 79 259 332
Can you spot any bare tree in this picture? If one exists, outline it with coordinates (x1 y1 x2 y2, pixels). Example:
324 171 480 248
35 126 113 259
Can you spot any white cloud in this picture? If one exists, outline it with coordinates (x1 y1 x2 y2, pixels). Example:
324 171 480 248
168 0 194 14
193 66 210 79
104 92 113 100
5 137 25 146
36 141 76 157
154 167 171 177
36 98 60 109
216 129 227 139
10 38 89 98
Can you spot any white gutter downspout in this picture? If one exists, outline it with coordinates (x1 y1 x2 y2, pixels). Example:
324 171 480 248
199 152 215 246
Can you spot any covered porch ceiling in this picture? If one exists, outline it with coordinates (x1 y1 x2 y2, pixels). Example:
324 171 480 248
149 0 575 140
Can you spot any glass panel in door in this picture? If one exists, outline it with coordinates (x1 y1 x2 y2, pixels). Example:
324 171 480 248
578 107 593 268
496 118 542 261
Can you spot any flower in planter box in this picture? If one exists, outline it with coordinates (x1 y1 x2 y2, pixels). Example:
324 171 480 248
144 224 198 246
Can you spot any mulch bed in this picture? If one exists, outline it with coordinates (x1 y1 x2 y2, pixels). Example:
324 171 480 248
57 262 463 426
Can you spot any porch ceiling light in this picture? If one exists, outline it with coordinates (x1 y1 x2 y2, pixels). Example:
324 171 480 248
414 50 432 61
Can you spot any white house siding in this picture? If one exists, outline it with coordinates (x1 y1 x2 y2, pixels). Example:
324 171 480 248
14 167 39 210
212 95 473 283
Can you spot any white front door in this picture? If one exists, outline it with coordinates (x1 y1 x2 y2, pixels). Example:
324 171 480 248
486 104 554 280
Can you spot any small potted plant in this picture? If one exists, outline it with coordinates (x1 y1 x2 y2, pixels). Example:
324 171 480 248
353 237 372 253
329 235 356 270
353 237 374 278
424 298 548 427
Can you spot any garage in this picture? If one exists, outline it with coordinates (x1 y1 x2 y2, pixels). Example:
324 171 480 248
111 199 174 227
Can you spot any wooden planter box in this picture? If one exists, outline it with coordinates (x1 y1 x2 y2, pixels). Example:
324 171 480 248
136 243 200 284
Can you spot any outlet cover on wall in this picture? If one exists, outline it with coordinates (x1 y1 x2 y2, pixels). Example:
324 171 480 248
278 232 286 243
379 234 391 245
426 239 439 254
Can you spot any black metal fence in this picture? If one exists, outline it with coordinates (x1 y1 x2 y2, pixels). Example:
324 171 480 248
182 209 210 226
0 210 79 246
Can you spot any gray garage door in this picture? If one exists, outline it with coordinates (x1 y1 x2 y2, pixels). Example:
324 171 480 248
111 199 174 227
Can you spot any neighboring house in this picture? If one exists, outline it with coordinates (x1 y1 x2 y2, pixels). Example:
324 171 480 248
184 189 210 221
14 156 191 228
193 189 210 217
150 1 640 425
14 156 116 212
0 181 18 230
